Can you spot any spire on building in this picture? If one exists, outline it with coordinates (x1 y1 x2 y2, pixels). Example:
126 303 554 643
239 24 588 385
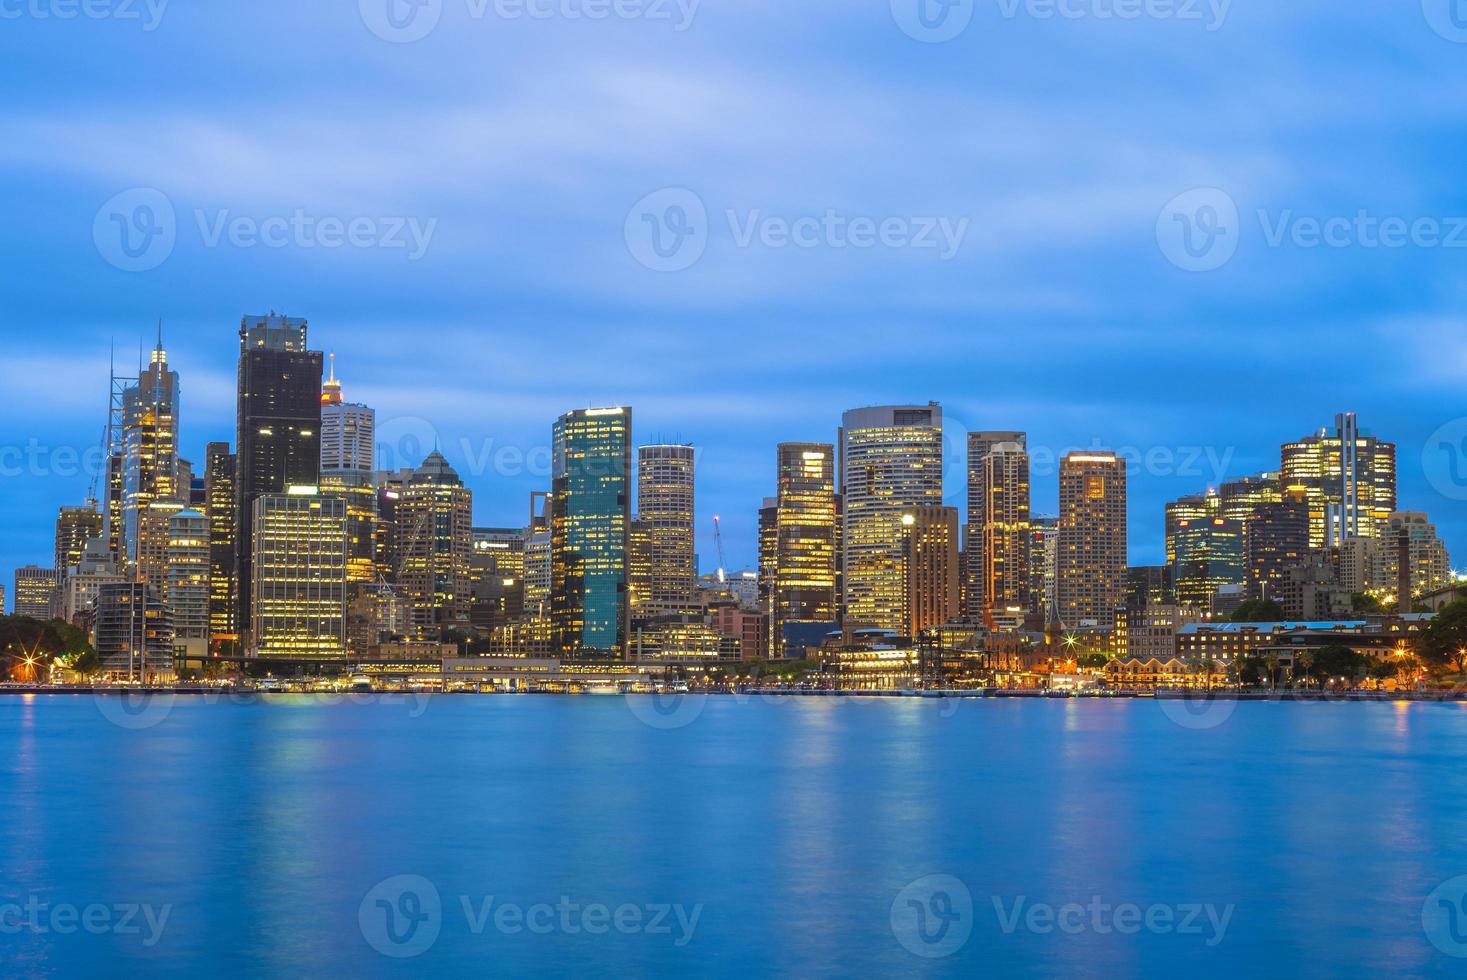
321 351 343 405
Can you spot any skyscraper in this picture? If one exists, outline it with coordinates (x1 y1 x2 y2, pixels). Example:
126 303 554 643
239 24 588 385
551 407 631 658
121 335 181 570
902 505 961 637
54 503 103 575
13 566 60 619
763 443 839 657
94 582 173 681
635 444 696 616
250 489 347 660
320 353 375 472
1056 452 1127 628
978 441 1031 622
965 430 1026 617
840 404 943 634
397 451 473 638
1281 412 1396 549
166 509 211 662
205 442 238 648
1027 516 1059 621
1170 516 1244 609
235 313 323 644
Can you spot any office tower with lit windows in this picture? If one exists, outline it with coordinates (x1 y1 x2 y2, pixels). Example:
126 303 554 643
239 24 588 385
762 443 839 657
1281 412 1396 549
61 537 124 625
204 443 238 647
136 498 185 596
1170 516 1245 609
634 444 696 616
235 313 324 643
551 407 632 658
320 354 375 473
13 566 60 619
396 451 473 638
1027 516 1058 621
840 404 943 634
121 335 181 570
965 431 1025 617
1221 475 1310 601
1125 565 1172 609
470 527 527 632
250 489 348 659
320 469 379 587
166 509 211 663
1056 452 1127 628
55 504 103 576
901 505 962 637
94 582 174 680
977 441 1031 622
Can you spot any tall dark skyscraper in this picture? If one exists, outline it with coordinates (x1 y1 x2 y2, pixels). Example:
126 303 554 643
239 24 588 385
205 442 238 649
234 314 323 647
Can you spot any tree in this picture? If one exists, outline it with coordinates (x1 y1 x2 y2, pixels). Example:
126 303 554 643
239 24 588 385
1417 600 1467 676
1307 644 1367 686
1077 653 1109 669
1351 593 1387 615
1230 599 1285 623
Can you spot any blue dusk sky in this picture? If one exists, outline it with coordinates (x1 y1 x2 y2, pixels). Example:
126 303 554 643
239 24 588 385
2 2 1466 592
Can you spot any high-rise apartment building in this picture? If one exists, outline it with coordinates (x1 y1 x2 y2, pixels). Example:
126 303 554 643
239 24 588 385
235 313 323 644
1027 516 1058 622
965 431 1026 617
166 509 211 661
13 566 60 619
94 582 174 680
205 442 237 647
551 408 631 657
902 505 962 637
1056 452 1127 628
54 504 103 575
1281 412 1396 549
121 337 181 569
1377 511 1452 607
250 489 347 659
397 451 473 638
635 444 696 616
840 404 943 635
978 441 1030 622
61 537 124 625
762 443 839 657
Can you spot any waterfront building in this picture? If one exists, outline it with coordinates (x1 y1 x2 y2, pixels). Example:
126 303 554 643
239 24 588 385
965 431 1026 618
54 504 103 575
204 442 238 649
397 451 473 638
13 565 60 619
1281 412 1396 548
94 582 174 680
250 489 348 659
166 509 210 662
235 313 324 644
550 408 632 658
1114 603 1201 661
1056 452 1127 628
635 444 697 616
840 404 943 634
902 505 962 637
709 600 767 661
1176 620 1368 664
763 443 839 657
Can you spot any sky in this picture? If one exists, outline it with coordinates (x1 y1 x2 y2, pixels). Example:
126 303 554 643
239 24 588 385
2 1 1466 597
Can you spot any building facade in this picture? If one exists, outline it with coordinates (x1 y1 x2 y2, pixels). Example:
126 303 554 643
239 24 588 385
635 444 697 616
250 490 348 659
902 505 962 637
1056 452 1127 628
965 430 1026 618
397 451 473 638
1281 412 1396 549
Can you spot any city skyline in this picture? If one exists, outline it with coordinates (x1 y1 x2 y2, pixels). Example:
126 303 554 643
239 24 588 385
3 321 1464 599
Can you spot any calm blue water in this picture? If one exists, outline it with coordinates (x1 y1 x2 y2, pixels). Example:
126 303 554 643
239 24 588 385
3 694 1467 978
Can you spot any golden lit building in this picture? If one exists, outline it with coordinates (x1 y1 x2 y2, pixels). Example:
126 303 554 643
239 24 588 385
965 431 1025 617
205 442 238 648
320 468 379 587
1281 412 1396 549
979 441 1030 621
902 505 961 637
54 503 103 575
397 451 473 639
121 336 180 572
136 498 185 596
635 444 696 616
166 509 211 664
762 443 839 657
1057 451 1127 628
840 404 943 634
250 488 348 659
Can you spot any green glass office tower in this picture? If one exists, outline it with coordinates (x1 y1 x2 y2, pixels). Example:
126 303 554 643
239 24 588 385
551 408 632 658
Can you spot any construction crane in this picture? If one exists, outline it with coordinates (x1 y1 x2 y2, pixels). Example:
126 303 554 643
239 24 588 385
713 515 727 585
